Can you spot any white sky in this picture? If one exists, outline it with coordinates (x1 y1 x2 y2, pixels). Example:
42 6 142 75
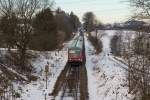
55 0 133 24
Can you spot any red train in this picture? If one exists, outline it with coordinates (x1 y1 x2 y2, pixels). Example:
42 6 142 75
68 35 84 65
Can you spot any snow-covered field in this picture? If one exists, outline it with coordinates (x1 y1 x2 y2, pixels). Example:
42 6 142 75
15 50 68 100
0 32 86 100
85 30 134 100
0 31 137 100
15 33 83 100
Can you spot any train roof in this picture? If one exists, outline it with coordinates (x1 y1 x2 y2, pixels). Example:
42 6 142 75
69 36 83 49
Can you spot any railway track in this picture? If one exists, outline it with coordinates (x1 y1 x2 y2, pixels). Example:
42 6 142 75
60 65 80 100
51 34 88 100
51 63 88 100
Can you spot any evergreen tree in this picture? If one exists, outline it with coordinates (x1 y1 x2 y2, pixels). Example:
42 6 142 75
31 8 57 51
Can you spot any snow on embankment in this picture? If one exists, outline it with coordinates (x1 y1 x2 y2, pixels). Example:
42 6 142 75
0 48 28 90
85 30 134 100
0 63 28 81
16 50 68 100
0 33 80 100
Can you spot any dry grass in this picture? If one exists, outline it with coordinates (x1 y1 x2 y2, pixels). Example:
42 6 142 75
88 33 102 54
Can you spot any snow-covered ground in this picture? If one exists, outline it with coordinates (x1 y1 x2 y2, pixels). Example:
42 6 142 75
85 30 134 100
0 30 136 100
15 33 83 100
14 50 68 100
0 32 85 100
12 33 84 100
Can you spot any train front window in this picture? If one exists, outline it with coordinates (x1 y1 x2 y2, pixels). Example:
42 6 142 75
69 50 80 56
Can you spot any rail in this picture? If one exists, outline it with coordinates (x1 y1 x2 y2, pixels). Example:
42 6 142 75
60 65 80 100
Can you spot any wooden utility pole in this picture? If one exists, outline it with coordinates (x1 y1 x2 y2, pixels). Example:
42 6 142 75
45 62 49 89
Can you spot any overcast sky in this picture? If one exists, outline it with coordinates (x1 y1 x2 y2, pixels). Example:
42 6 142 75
55 0 132 24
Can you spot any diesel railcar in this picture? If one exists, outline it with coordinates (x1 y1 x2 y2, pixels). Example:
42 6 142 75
68 36 84 65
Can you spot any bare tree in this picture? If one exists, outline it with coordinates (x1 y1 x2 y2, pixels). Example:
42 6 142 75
82 12 97 33
41 0 55 9
121 31 150 100
0 0 40 72
130 0 150 19
127 1 150 99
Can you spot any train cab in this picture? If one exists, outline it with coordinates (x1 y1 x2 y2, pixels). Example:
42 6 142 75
68 36 84 65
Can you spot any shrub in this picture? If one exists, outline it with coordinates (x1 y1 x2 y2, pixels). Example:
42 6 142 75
88 34 102 54
28 75 38 81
